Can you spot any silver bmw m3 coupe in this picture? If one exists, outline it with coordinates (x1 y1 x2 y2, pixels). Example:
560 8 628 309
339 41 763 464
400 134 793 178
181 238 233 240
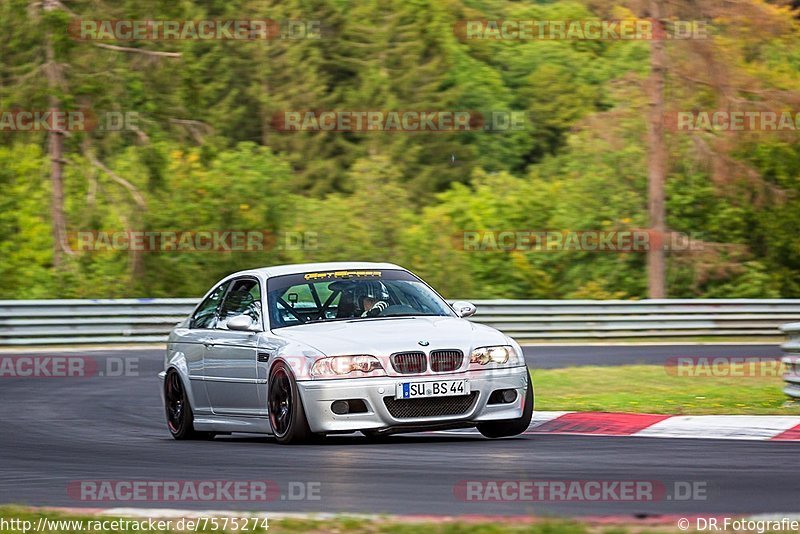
159 262 533 444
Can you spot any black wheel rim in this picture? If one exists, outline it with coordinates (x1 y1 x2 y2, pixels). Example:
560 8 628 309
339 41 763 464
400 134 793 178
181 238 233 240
269 369 293 437
165 372 185 434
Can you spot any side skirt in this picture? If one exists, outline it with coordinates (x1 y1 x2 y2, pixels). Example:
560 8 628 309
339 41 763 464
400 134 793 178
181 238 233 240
193 415 273 434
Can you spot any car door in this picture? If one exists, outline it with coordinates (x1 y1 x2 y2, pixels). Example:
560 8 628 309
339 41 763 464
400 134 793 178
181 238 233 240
174 280 231 415
204 277 265 416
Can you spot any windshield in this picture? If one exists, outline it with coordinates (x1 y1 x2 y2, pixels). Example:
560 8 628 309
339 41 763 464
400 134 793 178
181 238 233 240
266 269 454 328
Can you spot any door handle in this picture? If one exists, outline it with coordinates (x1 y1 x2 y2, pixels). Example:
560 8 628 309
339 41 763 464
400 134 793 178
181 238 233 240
203 339 215 348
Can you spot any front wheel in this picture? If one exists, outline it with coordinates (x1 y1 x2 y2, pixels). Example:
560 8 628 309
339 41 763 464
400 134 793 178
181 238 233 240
477 376 534 439
164 370 213 440
268 362 317 444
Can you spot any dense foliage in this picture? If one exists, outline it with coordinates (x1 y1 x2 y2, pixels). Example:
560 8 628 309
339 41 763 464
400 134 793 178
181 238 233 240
1 0 799 299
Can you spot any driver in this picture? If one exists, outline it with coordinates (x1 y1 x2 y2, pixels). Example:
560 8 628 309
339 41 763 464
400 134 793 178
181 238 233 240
359 281 390 317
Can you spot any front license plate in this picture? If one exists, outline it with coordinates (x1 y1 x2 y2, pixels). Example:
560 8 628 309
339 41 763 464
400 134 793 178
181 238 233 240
395 379 469 399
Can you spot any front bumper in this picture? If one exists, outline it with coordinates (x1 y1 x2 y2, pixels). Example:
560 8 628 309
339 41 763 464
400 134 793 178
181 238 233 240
297 366 530 433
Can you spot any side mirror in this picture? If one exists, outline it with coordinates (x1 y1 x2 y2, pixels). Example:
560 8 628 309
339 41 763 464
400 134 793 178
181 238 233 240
451 300 477 318
227 314 260 332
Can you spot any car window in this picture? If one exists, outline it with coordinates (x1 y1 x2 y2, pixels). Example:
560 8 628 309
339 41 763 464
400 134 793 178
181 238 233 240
190 281 230 329
266 270 452 328
218 278 262 329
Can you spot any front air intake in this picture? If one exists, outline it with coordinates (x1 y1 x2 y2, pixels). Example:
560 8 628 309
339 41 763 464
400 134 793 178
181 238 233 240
429 349 463 372
390 351 426 374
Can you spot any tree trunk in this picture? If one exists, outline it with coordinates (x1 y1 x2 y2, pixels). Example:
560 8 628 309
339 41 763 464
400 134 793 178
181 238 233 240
647 0 667 298
45 25 68 268
49 114 66 267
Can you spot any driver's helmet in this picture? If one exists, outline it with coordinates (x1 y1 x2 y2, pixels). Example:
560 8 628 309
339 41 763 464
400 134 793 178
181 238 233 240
356 281 389 313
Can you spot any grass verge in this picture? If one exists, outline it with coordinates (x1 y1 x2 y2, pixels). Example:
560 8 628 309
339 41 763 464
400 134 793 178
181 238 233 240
0 506 597 534
5 506 790 533
532 364 800 415
519 337 784 345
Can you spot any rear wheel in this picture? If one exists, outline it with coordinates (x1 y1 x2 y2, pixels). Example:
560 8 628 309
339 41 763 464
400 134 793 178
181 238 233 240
268 362 317 444
164 370 213 440
477 377 534 439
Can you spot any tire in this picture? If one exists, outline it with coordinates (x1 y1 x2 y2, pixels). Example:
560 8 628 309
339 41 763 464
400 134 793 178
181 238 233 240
164 369 213 440
268 362 317 444
477 375 534 439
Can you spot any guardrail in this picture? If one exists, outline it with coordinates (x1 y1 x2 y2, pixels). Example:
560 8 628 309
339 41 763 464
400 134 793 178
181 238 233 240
2 298 800 346
780 322 800 399
0 299 197 346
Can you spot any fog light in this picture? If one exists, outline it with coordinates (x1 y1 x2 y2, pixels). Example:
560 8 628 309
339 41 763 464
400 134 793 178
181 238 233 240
487 389 518 405
331 400 350 415
502 389 517 403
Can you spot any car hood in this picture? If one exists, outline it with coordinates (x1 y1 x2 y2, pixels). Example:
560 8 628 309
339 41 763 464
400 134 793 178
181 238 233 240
274 316 508 357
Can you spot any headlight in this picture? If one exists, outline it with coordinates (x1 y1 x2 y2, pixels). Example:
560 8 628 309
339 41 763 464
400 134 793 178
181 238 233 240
470 346 516 365
310 355 386 378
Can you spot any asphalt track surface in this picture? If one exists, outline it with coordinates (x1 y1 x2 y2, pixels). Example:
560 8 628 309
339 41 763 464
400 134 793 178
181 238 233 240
0 345 795 517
